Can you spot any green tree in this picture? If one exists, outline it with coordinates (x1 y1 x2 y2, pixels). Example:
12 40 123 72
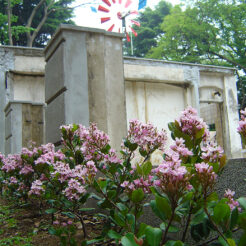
124 0 172 57
147 0 246 72
0 0 75 47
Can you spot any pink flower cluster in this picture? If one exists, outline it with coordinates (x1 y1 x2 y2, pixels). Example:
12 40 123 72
29 180 44 196
126 119 167 151
195 162 217 192
1 154 22 173
153 157 191 202
237 108 246 139
61 123 110 162
201 142 224 163
63 178 86 200
121 176 153 194
177 106 210 141
77 123 110 161
169 138 193 159
224 189 241 211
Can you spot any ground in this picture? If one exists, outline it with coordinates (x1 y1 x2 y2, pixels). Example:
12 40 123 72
0 197 110 246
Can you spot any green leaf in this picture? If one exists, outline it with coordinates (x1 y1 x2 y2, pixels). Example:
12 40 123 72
139 148 148 157
101 144 111 154
126 213 135 232
98 179 107 193
131 188 145 203
213 203 230 223
142 161 152 176
45 208 57 214
150 200 166 221
238 233 246 246
155 195 172 219
207 192 219 202
190 219 210 242
124 139 138 151
61 212 76 218
107 230 121 240
160 223 179 233
137 223 148 237
230 208 238 230
48 227 57 236
145 226 162 246
238 197 246 210
78 208 95 212
191 211 208 225
165 241 184 246
195 128 205 139
114 211 126 227
227 238 236 246
121 233 138 246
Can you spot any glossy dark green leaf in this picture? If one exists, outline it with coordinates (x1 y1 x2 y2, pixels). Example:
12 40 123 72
121 233 138 246
155 195 172 219
230 208 238 230
45 208 57 214
165 241 184 246
145 226 162 246
137 223 148 237
131 188 145 203
238 197 246 210
107 229 121 240
213 203 230 223
150 199 166 221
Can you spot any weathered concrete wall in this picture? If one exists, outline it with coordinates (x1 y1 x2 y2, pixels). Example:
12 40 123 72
124 57 241 158
4 101 44 154
44 25 127 148
0 46 45 154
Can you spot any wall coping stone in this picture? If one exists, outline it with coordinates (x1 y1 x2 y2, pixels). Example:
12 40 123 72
124 56 236 74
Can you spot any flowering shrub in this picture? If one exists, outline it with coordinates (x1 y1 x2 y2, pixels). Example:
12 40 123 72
1 106 246 246
238 108 246 145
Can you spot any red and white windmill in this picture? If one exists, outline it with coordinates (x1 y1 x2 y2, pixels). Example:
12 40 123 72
98 0 140 42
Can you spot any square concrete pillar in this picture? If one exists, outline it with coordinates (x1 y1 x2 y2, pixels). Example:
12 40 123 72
223 75 242 158
44 25 127 148
4 101 44 154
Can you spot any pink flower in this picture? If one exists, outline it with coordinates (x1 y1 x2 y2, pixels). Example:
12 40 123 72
29 180 44 196
224 189 241 211
153 157 191 203
195 162 217 193
63 179 86 200
201 142 224 163
125 119 167 152
177 106 210 141
20 165 34 175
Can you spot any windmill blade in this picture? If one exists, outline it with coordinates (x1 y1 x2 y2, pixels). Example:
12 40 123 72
108 24 115 32
131 20 140 27
125 0 132 8
130 10 139 15
98 5 110 12
102 0 111 6
101 17 111 23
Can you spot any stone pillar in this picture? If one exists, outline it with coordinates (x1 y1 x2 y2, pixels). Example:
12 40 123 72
44 25 127 148
4 101 44 154
223 75 242 158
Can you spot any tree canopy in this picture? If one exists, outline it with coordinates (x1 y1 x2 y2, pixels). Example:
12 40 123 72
0 0 75 47
124 0 172 57
147 0 246 74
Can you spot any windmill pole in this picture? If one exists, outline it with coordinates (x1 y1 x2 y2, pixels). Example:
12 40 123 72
130 31 133 56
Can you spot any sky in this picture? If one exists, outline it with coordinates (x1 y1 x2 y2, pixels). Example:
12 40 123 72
72 0 181 30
